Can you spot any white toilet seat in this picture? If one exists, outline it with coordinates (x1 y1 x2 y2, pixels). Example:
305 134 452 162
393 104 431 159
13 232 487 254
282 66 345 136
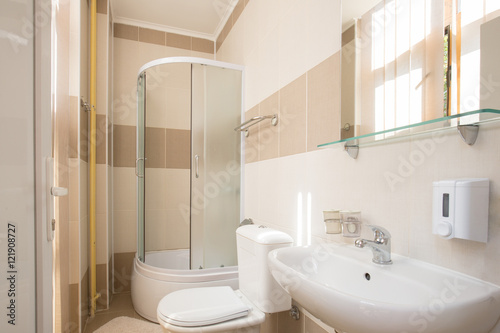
157 287 265 333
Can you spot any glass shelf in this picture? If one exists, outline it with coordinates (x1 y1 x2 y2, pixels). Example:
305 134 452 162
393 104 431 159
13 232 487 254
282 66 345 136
318 109 500 150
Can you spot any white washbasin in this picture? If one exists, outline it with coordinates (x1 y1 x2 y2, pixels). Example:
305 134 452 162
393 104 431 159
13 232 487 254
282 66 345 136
267 244 500 333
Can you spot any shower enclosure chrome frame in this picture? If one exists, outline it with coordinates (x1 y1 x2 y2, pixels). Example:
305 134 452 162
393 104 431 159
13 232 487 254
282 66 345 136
136 56 246 267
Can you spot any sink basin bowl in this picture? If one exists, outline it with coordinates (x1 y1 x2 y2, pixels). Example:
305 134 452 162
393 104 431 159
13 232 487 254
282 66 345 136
268 244 500 333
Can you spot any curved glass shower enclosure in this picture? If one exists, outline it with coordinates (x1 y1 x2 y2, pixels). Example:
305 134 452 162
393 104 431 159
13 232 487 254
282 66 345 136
136 57 244 270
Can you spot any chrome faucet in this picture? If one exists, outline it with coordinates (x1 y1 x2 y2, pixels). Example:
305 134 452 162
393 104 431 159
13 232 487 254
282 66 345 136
355 225 393 265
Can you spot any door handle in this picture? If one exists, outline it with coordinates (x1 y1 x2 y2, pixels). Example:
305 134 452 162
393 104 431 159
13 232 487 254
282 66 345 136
51 187 68 196
195 155 199 178
46 158 68 241
135 157 146 178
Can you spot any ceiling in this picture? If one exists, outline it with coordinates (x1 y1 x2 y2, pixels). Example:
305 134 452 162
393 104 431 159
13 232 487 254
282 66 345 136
109 0 382 41
109 0 238 41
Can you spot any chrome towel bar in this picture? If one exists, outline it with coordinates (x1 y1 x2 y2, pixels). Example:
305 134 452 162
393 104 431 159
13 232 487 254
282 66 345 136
234 114 278 137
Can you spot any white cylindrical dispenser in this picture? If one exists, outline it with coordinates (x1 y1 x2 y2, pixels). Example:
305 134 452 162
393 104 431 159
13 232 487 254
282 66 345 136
236 225 294 313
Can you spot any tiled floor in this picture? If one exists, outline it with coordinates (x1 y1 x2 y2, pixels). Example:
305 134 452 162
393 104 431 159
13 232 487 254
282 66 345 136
83 293 159 332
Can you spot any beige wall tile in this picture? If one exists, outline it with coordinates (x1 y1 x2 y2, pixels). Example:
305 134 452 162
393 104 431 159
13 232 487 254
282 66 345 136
192 37 214 54
113 167 137 212
69 220 80 285
305 316 329 333
145 127 166 168
146 85 168 128
145 209 190 251
97 14 109 116
69 283 79 332
165 129 191 169
79 161 88 231
80 269 89 331
113 252 135 293
139 27 166 46
144 168 168 211
113 124 136 167
164 169 190 210
96 212 108 265
307 53 341 151
165 86 191 130
279 74 307 157
167 32 191 50
260 313 278 333
68 159 79 223
69 96 79 158
96 114 107 164
80 102 89 162
259 92 280 160
113 209 137 254
80 0 89 106
244 105 260 163
114 23 138 41
278 310 303 333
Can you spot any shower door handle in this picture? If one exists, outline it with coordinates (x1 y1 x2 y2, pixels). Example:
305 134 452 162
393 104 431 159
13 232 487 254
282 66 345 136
135 157 146 178
194 155 199 178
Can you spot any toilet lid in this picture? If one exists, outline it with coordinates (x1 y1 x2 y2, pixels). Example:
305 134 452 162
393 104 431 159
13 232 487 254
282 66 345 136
157 286 250 327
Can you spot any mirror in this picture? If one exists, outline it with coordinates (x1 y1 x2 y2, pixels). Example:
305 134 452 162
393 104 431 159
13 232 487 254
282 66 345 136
340 0 453 139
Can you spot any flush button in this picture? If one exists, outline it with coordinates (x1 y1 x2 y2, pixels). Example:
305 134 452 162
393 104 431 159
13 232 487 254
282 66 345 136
437 221 452 237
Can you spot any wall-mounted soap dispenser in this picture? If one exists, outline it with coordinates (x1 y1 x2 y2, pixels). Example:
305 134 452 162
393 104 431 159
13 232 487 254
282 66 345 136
432 178 489 242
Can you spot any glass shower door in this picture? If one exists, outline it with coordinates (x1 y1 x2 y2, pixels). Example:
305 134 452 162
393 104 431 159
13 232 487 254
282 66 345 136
191 64 242 269
137 73 146 262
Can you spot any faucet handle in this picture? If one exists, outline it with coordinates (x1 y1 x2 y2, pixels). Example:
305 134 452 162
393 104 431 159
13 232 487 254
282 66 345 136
366 225 391 240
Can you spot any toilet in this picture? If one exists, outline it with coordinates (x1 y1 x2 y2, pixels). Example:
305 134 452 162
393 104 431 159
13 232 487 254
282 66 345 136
157 225 294 333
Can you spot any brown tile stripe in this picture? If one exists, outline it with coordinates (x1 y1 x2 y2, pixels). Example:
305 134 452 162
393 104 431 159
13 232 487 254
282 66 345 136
139 27 165 46
113 125 191 169
145 127 166 168
113 124 136 167
96 263 108 310
217 0 250 51
165 129 191 169
97 0 107 15
113 252 135 293
114 23 138 41
81 269 89 333
114 23 214 54
244 52 341 163
69 283 79 331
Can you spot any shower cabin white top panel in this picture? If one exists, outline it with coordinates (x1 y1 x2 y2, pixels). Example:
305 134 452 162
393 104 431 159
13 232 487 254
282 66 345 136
137 56 245 78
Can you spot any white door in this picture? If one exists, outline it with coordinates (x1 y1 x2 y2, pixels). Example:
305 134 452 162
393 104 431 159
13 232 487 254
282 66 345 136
0 0 54 332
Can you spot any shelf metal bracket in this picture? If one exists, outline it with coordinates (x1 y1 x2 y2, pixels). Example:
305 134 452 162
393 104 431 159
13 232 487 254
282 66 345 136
344 143 359 159
457 124 479 145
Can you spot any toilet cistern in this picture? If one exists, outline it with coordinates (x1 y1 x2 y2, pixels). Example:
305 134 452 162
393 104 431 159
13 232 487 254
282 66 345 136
354 225 392 265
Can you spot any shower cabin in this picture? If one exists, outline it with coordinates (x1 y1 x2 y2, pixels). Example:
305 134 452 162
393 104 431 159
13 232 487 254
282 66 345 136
132 57 244 322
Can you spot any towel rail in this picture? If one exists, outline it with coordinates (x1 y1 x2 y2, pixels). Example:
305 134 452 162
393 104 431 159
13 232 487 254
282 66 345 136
234 114 278 137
